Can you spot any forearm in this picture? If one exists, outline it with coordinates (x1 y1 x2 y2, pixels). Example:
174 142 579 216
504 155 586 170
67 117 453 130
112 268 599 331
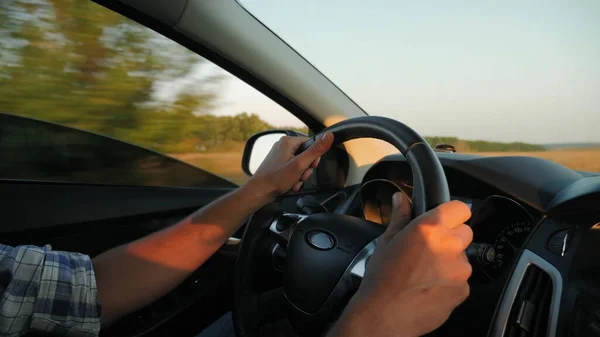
93 180 271 326
326 294 417 337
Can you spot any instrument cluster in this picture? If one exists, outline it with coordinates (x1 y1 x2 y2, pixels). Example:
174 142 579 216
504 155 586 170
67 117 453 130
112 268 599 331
359 179 536 280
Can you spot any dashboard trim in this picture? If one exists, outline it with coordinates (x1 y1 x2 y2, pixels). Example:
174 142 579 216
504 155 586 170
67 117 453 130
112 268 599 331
490 249 562 337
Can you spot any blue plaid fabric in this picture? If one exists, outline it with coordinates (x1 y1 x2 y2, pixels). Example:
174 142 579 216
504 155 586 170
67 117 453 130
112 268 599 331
0 244 101 337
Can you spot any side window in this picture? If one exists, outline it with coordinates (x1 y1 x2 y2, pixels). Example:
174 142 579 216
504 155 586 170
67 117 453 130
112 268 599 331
0 114 236 187
0 0 306 186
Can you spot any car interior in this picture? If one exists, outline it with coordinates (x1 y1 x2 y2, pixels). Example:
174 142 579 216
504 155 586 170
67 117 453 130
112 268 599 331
2 1 599 337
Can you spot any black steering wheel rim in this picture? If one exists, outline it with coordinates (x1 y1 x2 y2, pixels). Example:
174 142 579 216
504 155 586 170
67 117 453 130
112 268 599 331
233 116 450 337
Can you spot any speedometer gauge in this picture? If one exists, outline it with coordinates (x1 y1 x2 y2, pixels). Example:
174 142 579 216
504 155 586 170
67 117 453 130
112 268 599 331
469 195 537 282
489 221 533 276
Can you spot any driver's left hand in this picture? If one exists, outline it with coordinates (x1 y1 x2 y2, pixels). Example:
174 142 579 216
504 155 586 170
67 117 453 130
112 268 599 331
246 132 334 203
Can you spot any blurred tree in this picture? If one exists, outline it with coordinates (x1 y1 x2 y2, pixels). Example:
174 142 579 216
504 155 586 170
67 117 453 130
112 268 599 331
0 0 218 151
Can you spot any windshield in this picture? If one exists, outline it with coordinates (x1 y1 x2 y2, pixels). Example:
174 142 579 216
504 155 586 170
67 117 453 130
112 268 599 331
240 1 600 172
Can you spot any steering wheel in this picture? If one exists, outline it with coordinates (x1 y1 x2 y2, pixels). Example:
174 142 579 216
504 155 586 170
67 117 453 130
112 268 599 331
233 116 450 337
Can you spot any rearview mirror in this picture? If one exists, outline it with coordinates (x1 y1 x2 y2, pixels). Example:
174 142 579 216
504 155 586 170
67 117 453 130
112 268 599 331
242 130 306 176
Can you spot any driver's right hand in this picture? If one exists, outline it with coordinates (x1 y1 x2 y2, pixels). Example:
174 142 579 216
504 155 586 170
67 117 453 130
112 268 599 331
328 193 473 337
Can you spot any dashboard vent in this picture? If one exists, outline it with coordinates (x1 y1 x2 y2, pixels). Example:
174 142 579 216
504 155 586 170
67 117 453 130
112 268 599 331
504 265 553 337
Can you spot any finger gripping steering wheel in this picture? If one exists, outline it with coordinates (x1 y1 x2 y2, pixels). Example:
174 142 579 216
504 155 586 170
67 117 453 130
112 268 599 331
233 116 450 337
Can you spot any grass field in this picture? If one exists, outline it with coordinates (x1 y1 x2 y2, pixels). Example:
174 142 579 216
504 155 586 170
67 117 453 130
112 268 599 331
171 148 600 185
474 149 600 173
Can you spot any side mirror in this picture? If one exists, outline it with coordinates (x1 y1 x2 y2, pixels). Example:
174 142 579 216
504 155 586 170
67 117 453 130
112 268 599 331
242 130 306 176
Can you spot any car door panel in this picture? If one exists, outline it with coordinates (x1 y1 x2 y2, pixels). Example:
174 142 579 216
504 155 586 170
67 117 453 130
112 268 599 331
0 114 242 336
0 182 232 233
1 182 239 337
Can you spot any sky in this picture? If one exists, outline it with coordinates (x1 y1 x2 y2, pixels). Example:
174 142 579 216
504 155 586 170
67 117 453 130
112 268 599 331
209 0 600 144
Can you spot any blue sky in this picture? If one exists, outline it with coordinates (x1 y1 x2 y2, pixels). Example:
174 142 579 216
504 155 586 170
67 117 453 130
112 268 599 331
212 0 600 144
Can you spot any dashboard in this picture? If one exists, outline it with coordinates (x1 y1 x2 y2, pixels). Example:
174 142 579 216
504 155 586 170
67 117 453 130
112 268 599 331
353 152 600 336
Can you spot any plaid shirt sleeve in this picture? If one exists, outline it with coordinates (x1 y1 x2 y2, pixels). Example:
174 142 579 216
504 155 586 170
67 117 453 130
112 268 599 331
0 244 102 337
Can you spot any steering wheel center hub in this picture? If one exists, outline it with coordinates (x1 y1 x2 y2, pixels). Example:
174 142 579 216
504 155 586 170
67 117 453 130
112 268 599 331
284 213 383 325
305 230 336 250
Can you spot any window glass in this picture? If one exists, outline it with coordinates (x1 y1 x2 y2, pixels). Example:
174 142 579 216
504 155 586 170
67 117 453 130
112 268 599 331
0 0 306 186
0 113 237 187
240 0 600 173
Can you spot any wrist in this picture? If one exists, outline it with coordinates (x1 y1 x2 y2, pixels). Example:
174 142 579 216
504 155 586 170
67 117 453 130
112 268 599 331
328 294 418 337
238 176 277 207
327 305 369 337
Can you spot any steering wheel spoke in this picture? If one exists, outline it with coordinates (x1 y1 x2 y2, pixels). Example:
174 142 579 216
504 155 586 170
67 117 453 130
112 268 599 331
269 213 308 246
257 287 287 323
349 239 377 280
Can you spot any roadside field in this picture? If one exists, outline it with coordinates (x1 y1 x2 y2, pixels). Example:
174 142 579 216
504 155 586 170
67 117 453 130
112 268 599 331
172 152 247 185
171 148 600 185
474 149 600 173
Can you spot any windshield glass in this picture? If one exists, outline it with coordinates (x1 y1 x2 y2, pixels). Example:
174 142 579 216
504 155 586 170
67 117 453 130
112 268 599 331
240 1 600 172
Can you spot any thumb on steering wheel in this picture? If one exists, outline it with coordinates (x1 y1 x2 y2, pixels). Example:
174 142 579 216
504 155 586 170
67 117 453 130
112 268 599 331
293 132 334 170
381 192 412 243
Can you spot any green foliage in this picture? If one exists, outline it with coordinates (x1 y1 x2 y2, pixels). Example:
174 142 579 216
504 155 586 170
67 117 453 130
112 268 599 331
424 136 545 152
462 140 545 152
0 0 310 154
0 0 219 150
